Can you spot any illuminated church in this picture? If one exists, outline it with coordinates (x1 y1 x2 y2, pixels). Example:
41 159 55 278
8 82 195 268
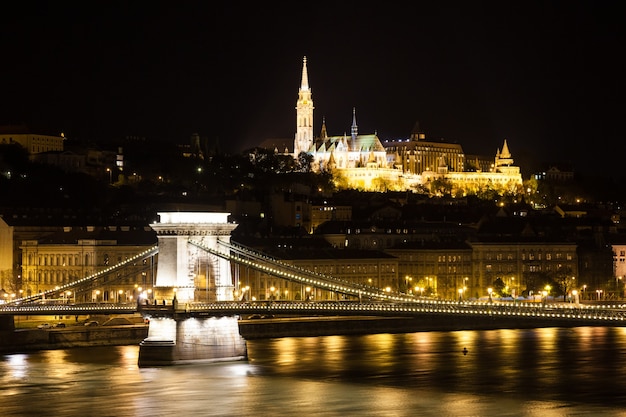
289 56 523 194
293 57 409 190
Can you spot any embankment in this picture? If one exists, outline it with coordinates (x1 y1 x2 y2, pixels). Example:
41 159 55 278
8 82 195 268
237 314 614 339
0 325 149 354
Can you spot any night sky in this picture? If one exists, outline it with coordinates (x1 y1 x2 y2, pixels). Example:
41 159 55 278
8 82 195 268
1 2 624 177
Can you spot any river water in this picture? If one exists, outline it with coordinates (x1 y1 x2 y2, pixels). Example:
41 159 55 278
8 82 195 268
2 326 626 416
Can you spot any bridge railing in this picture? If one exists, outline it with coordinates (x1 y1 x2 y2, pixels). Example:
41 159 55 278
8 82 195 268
3 299 626 324
166 299 626 323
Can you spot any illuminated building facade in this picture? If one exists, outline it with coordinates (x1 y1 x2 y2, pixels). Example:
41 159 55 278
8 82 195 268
0 124 64 154
291 57 523 193
19 226 157 302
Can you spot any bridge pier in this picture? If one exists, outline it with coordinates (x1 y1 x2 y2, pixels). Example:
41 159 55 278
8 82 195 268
138 315 247 366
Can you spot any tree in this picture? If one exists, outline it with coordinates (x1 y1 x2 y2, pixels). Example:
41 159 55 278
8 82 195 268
551 267 575 302
430 177 453 196
492 277 509 297
296 152 313 173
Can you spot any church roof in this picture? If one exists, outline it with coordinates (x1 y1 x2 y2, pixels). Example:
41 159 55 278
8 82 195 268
313 134 385 153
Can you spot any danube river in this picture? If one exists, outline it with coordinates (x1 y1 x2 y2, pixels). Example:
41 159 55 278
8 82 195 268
2 326 626 416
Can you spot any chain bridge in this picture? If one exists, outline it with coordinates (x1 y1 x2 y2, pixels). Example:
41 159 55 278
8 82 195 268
2 212 626 366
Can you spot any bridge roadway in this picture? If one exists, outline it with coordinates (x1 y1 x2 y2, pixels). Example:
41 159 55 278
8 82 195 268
3 299 626 327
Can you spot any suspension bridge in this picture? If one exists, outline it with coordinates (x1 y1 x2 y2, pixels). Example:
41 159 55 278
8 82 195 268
2 211 626 366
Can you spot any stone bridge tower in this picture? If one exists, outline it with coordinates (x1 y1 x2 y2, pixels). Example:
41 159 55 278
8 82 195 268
149 212 238 304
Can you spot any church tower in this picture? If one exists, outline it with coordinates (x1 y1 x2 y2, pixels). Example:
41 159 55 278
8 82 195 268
294 56 314 156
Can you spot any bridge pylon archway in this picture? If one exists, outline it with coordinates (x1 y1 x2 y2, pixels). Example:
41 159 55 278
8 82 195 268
149 212 238 304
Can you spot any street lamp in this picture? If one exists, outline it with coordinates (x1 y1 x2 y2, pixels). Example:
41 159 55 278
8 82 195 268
487 287 493 304
106 168 112 184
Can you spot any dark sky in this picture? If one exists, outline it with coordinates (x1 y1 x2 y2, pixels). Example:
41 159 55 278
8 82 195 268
1 1 624 177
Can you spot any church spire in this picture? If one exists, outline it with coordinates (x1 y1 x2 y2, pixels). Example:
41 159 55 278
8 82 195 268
320 116 328 140
301 56 309 91
350 107 358 149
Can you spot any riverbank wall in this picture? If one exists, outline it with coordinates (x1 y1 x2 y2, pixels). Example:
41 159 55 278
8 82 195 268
0 325 149 354
237 314 623 339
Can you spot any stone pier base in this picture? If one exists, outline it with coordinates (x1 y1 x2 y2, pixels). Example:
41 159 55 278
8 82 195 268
138 315 247 367
0 315 15 331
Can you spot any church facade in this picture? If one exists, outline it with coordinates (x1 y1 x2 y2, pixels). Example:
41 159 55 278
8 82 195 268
291 56 523 194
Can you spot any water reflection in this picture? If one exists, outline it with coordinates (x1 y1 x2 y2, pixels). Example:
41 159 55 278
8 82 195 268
247 327 626 405
2 327 626 416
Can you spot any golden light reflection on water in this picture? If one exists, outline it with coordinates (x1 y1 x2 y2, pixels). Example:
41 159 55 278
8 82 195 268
6 353 28 379
3 328 626 416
